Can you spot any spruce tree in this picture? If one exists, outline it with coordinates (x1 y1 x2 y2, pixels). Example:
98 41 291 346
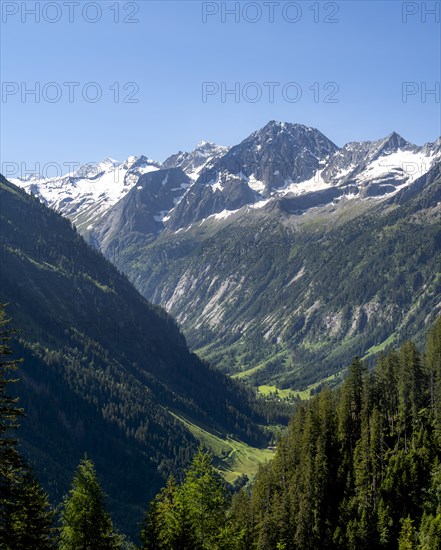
180 447 227 549
227 490 252 549
0 305 56 549
426 316 441 442
398 517 418 549
140 474 197 550
398 341 425 449
60 457 120 549
141 317 441 549
419 512 441 549
9 469 56 549
0 306 24 545
140 448 229 550
338 357 367 458
139 495 162 550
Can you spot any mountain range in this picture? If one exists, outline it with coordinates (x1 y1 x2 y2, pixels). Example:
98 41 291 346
15 122 440 238
13 121 441 392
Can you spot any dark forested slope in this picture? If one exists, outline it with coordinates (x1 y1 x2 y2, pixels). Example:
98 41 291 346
228 316 441 549
0 175 266 536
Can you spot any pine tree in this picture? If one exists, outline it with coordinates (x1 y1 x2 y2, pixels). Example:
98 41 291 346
9 469 56 549
339 357 367 458
0 306 24 545
140 474 198 550
426 316 441 442
0 305 56 549
59 457 120 549
398 517 417 549
398 341 425 450
180 447 228 549
419 512 441 549
228 490 252 549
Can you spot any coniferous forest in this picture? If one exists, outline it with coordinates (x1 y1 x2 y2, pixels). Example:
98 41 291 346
231 315 441 550
1 302 441 549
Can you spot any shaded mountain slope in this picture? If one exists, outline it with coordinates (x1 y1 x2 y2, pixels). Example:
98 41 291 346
0 175 266 537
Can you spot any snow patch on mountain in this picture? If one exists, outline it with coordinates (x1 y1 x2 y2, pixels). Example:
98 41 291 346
278 170 331 196
247 175 266 193
356 149 437 185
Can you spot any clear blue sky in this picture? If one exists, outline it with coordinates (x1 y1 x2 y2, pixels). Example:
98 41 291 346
1 0 440 173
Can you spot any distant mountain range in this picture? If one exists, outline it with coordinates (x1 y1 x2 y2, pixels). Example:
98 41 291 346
14 122 440 239
12 121 441 391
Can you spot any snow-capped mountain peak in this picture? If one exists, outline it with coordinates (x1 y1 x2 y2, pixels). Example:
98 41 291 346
102 156 119 166
13 154 160 233
73 157 120 179
162 140 229 180
195 140 216 149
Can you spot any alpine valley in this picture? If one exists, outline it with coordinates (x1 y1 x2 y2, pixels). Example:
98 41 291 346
0 174 276 538
14 121 441 394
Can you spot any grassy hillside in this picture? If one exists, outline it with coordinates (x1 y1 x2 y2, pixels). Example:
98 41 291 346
169 411 274 485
